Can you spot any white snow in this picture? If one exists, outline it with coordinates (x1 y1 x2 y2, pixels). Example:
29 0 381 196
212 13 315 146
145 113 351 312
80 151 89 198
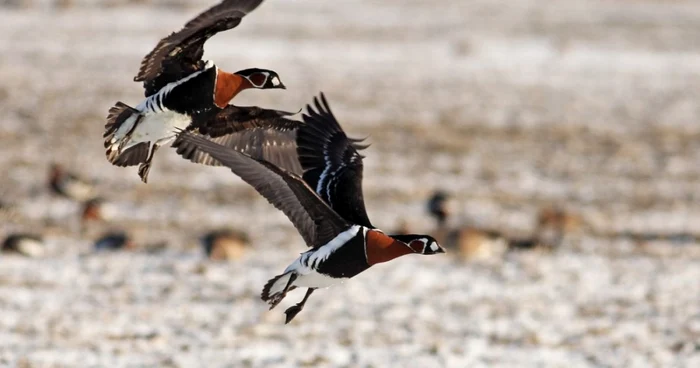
1 0 700 367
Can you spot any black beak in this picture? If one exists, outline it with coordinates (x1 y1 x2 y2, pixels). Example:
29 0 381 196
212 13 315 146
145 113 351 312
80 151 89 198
279 83 287 90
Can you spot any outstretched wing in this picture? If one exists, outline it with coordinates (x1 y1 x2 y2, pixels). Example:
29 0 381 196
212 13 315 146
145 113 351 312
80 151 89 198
297 93 373 228
192 105 299 138
135 0 264 96
173 131 349 247
174 126 303 174
174 105 304 173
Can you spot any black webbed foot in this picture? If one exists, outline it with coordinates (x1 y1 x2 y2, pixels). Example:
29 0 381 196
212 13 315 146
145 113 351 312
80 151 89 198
284 304 303 324
282 288 315 324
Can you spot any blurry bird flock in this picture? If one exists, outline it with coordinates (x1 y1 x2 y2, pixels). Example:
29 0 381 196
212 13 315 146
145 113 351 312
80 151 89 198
2 0 700 367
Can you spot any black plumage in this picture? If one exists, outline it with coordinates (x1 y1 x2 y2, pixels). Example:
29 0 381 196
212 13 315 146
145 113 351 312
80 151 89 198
315 231 370 278
297 94 373 228
111 143 149 167
161 67 219 114
172 131 349 248
104 0 297 183
192 105 300 138
94 232 132 251
175 124 303 173
172 93 446 323
135 0 264 96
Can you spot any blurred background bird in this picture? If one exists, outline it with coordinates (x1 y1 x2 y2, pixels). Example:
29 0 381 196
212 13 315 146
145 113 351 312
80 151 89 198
2 233 45 257
200 228 250 261
93 231 134 252
48 162 97 201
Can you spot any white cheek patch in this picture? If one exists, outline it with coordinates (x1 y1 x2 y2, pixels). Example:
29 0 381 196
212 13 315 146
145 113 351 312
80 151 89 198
271 76 281 86
430 243 439 252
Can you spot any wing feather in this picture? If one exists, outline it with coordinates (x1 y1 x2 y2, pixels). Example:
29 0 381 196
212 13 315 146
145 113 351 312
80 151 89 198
194 105 300 138
297 93 373 228
135 0 264 96
174 105 304 173
174 127 303 174
173 131 349 247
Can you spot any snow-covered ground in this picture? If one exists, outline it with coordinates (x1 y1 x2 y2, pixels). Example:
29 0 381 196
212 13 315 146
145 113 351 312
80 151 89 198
1 0 699 367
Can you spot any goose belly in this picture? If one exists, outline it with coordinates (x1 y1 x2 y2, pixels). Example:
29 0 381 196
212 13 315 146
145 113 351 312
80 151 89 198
130 111 191 145
293 269 344 289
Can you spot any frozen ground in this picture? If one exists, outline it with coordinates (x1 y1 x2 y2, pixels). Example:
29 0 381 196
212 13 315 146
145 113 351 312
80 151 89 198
1 0 699 367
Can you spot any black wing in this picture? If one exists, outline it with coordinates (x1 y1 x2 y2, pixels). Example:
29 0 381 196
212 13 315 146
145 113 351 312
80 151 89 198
175 105 304 173
174 126 303 175
173 132 349 247
134 0 264 96
191 105 299 138
297 93 373 228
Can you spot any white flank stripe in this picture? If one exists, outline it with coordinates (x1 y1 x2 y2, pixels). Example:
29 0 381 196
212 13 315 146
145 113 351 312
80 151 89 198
136 60 215 114
110 61 216 156
303 225 361 269
270 224 361 293
275 225 366 290
161 60 214 98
